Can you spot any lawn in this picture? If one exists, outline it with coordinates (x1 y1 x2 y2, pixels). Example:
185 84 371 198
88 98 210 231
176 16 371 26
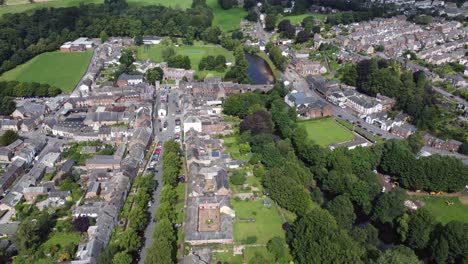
277 13 327 25
136 42 234 79
244 246 274 262
221 135 251 161
298 117 355 147
0 51 92 92
232 199 285 245
0 0 102 17
42 232 81 249
213 251 243 264
207 0 247 31
413 196 468 225
127 0 191 9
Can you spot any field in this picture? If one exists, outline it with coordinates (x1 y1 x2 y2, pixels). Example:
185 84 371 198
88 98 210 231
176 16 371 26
277 13 328 25
137 42 234 79
231 199 285 245
414 196 468 225
298 117 355 147
207 0 247 31
0 51 92 92
0 0 102 17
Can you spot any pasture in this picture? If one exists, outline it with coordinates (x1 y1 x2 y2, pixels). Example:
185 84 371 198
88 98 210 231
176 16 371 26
0 51 92 92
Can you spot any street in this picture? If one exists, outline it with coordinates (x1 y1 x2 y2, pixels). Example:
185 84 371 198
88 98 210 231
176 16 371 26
139 90 180 264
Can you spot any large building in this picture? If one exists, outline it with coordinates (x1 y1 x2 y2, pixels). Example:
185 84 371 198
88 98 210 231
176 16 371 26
60 38 95 52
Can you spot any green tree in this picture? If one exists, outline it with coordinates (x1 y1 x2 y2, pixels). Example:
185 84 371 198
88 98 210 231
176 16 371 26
100 31 109 42
372 188 407 225
327 194 356 230
161 47 175 61
230 171 246 185
430 221 468 263
0 130 19 146
112 251 133 264
267 237 286 260
405 208 435 250
407 132 424 154
155 202 176 222
265 14 277 31
145 67 164 85
375 245 421 264
114 228 141 253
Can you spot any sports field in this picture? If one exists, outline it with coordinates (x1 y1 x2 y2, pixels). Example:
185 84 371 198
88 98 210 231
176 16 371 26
298 117 355 147
0 51 92 92
277 13 327 25
414 196 468 225
207 0 247 31
137 42 234 79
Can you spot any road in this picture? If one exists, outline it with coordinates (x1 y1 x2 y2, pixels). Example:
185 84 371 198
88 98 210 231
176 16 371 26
432 86 468 108
282 67 398 140
139 90 180 264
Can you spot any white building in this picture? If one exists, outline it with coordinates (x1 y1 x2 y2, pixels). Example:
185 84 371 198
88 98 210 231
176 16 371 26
183 116 202 133
158 103 167 117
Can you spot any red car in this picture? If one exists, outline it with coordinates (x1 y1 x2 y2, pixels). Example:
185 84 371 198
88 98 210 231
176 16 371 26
155 148 161 155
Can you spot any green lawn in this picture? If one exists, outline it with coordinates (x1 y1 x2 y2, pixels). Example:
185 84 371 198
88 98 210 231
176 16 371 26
207 0 247 31
213 251 243 264
222 135 251 161
42 232 81 249
127 0 191 8
298 117 354 147
137 43 234 79
244 246 275 262
0 51 92 92
0 0 102 17
232 199 285 245
413 196 468 225
277 13 327 25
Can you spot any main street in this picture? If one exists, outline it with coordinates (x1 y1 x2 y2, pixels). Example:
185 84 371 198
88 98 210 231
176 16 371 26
139 89 180 263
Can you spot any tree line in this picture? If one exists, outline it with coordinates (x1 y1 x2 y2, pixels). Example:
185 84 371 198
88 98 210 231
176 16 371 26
222 83 468 263
0 0 213 75
98 173 156 263
145 140 182 264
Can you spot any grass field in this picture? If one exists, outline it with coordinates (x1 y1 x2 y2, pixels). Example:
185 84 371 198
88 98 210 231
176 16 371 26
277 13 327 25
0 51 92 92
137 43 234 79
414 196 468 225
207 0 247 31
244 246 275 262
232 199 285 245
0 0 101 17
213 251 243 264
298 117 355 147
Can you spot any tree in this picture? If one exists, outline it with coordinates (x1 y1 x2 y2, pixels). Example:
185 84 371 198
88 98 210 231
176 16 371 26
230 171 246 185
246 9 258 21
327 195 356 230
113 251 133 264
407 132 424 154
289 208 364 264
240 110 274 135
100 31 109 42
458 141 468 155
0 130 19 146
223 92 264 118
372 188 407 225
119 49 135 67
145 67 164 85
160 185 178 205
161 47 175 61
296 30 310 43
265 14 277 31
405 208 435 250
135 34 143 46
202 26 222 44
249 252 270 264
267 237 286 260
114 228 141 253
375 245 421 264
155 202 176 222
350 224 379 248
339 63 357 86
218 0 237 9
73 216 90 233
430 221 468 264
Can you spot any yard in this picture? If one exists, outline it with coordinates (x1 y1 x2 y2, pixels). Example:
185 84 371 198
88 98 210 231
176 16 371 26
231 198 285 245
37 231 81 264
0 51 92 92
136 42 234 79
0 0 101 17
413 196 468 225
297 117 355 147
207 0 247 31
213 250 243 264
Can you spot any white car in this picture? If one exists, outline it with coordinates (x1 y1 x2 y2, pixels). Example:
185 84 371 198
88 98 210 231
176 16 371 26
174 126 181 133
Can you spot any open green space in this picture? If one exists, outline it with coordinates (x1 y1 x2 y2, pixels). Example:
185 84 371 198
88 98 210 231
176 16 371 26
413 196 468 225
213 251 243 264
0 0 101 17
126 0 191 9
206 0 247 31
244 246 275 262
136 42 234 79
0 51 92 92
232 199 285 245
298 117 355 147
35 231 81 264
221 135 251 161
277 13 327 25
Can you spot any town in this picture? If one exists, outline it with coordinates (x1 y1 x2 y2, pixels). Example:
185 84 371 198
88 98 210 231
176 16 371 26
0 0 466 263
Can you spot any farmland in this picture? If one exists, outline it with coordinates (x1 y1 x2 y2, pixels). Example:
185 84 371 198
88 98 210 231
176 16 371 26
298 117 355 147
0 51 92 92
136 42 234 79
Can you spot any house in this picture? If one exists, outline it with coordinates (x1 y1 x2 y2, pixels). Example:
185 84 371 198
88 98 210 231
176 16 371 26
86 155 121 170
0 148 13 162
23 186 47 201
142 36 162 45
40 152 60 167
423 134 462 152
295 60 327 76
0 119 19 131
116 73 144 87
184 116 203 134
297 101 332 118
86 182 101 199
214 170 230 196
345 95 383 115
11 102 48 119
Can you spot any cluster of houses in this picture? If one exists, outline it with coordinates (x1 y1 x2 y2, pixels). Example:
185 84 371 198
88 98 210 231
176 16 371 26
325 16 467 62
284 90 332 119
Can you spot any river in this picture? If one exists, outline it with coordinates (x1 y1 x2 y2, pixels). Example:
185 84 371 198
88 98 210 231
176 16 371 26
245 53 275 85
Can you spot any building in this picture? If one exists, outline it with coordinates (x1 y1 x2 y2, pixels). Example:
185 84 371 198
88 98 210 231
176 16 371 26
60 38 95 52
423 134 462 152
183 116 202 134
85 155 121 171
142 36 162 45
116 73 144 87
